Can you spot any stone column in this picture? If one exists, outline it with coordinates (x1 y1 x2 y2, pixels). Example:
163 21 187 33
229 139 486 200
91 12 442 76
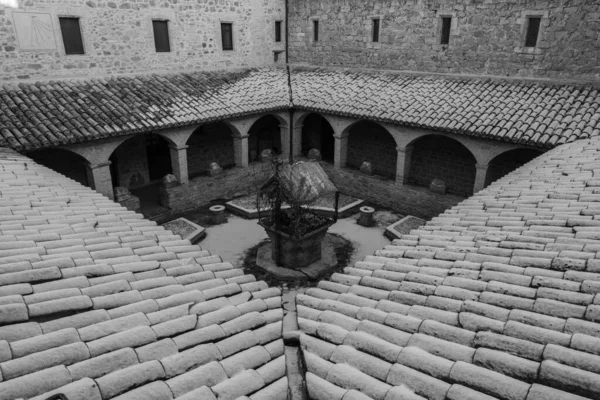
395 146 413 187
85 162 114 200
333 134 348 169
292 123 303 158
473 163 489 194
232 134 249 168
169 144 189 185
279 123 290 162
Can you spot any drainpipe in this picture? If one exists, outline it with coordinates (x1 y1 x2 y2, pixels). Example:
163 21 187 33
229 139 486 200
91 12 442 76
285 0 289 64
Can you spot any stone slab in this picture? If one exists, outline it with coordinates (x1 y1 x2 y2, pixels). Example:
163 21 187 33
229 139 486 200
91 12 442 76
162 218 205 244
385 216 426 240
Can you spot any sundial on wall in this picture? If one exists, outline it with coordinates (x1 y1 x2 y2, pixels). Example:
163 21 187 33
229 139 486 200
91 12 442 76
12 11 57 51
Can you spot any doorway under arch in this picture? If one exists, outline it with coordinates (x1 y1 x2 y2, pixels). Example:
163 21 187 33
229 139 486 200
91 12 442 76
26 148 89 187
248 115 282 162
186 122 235 179
347 121 397 179
408 135 477 196
301 113 334 162
485 148 543 187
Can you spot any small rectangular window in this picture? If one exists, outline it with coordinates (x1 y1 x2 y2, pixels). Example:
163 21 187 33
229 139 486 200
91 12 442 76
372 18 380 42
275 20 282 42
313 20 319 42
152 20 170 52
221 22 233 50
440 17 451 45
59 17 84 55
525 17 541 47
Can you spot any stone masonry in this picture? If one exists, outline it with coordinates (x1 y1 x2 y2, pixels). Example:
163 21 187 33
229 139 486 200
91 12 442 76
288 0 600 80
0 0 285 81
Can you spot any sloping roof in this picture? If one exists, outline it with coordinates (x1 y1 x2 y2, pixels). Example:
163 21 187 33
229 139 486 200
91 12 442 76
0 68 290 151
1 67 600 154
299 135 600 399
0 149 287 400
291 66 600 148
0 97 600 400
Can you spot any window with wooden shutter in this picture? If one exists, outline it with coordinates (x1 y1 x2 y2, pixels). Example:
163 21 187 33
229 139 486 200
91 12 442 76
372 18 380 43
525 17 541 47
59 17 84 55
152 20 170 52
440 17 451 45
275 21 282 42
221 23 233 50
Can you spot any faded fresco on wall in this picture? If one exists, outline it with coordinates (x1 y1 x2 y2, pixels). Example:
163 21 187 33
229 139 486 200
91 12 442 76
12 12 57 51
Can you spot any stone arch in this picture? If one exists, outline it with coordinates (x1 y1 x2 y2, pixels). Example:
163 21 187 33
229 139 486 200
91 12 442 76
485 148 543 187
346 120 398 179
248 114 283 162
109 132 172 189
407 134 477 196
301 113 335 162
185 122 236 179
26 147 90 187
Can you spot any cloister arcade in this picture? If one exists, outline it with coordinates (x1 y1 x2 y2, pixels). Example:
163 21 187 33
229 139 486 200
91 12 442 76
24 110 544 214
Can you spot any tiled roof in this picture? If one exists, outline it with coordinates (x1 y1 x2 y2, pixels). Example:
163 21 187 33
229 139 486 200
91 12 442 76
0 149 288 400
2 67 600 153
298 135 600 400
291 66 600 148
0 68 290 151
1 134 600 399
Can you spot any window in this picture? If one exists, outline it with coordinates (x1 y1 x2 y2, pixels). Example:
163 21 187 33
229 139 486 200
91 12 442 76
152 20 170 52
440 17 451 45
221 23 233 50
525 16 541 47
275 20 282 42
313 20 319 42
59 17 84 55
372 18 380 42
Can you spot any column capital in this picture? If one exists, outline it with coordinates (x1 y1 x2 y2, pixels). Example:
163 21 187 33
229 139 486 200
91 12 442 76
475 163 489 170
231 134 250 140
333 133 349 140
87 161 111 169
169 144 189 151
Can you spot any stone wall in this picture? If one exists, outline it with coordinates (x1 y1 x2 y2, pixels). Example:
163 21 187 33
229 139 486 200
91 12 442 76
485 148 542 187
301 113 334 161
288 0 600 80
161 161 273 213
320 162 463 220
0 0 285 81
110 135 151 189
408 135 476 196
248 115 282 162
26 148 88 186
187 122 236 178
347 121 397 179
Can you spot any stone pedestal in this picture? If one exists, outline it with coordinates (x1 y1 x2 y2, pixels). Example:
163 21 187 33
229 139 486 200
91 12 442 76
208 162 223 177
308 148 322 161
360 161 373 175
430 179 447 194
357 206 375 227
209 205 227 224
256 235 338 280
114 186 141 213
85 161 114 200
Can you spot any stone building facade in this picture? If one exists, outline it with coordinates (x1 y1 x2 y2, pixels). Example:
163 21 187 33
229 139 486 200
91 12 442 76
0 0 286 81
288 0 600 80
